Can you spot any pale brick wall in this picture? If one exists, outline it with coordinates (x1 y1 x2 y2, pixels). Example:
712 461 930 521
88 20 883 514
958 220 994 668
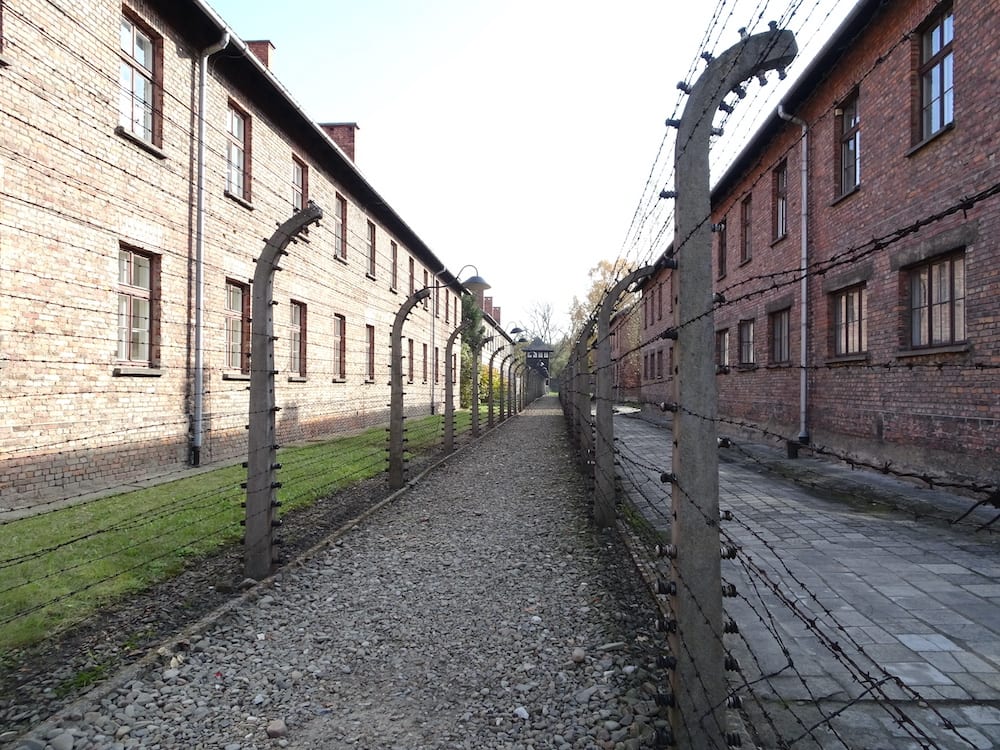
0 0 489 502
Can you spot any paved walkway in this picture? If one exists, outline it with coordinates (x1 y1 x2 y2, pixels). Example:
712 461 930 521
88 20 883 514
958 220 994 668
614 412 1000 749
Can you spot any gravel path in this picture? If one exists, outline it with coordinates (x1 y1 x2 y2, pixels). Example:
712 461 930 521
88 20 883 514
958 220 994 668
9 396 670 750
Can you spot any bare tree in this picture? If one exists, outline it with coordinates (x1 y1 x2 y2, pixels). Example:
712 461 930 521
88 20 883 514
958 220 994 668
526 301 559 345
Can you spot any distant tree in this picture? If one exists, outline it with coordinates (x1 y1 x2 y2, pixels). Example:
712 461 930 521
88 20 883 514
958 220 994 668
526 301 560 345
567 258 636 336
459 293 485 408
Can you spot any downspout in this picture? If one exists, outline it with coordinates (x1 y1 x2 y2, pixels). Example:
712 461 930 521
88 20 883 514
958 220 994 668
191 31 230 466
778 103 809 444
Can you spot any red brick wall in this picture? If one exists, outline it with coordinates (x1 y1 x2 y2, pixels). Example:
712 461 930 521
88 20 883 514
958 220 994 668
708 0 1000 480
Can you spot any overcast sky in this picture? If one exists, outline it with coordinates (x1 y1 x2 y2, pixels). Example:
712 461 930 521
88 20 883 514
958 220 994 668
205 0 854 337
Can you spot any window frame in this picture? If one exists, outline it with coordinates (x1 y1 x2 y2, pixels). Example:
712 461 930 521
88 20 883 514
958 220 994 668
716 219 727 279
738 319 755 366
407 338 415 383
366 220 377 278
831 284 868 357
908 251 965 349
365 324 376 382
117 245 159 366
390 241 399 291
715 329 730 370
118 11 162 147
332 314 346 381
225 102 252 202
769 307 791 364
915 5 954 144
836 91 861 197
740 196 752 264
773 161 788 241
422 342 428 383
333 194 347 260
289 300 306 378
224 278 251 374
291 156 308 213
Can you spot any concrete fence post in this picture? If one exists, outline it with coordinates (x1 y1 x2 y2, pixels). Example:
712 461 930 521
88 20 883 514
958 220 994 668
388 288 432 490
245 203 323 580
442 324 462 452
668 26 796 748
594 266 654 527
487 344 506 427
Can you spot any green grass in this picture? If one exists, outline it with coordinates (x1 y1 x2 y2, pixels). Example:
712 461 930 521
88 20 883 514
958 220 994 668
0 410 481 651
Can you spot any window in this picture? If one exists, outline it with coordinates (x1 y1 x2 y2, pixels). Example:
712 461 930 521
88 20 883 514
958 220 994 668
391 241 399 290
332 314 346 380
837 92 860 196
365 220 376 277
910 252 965 348
655 349 663 379
334 194 347 259
409 257 415 295
715 329 730 369
226 104 251 201
656 283 663 321
423 270 429 308
289 301 306 377
738 319 755 365
740 196 752 263
407 338 414 382
832 285 867 356
773 161 788 240
444 290 451 324
434 286 440 318
769 308 791 364
365 325 376 381
434 346 440 383
917 6 954 141
118 246 158 364
119 13 160 145
422 342 428 382
291 156 307 212
716 220 727 278
225 279 250 373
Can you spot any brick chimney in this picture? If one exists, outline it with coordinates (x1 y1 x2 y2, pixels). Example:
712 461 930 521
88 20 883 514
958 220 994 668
246 40 275 69
320 123 359 163
483 296 494 319
492 306 501 325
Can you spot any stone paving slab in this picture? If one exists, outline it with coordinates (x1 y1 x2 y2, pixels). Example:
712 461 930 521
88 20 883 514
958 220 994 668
614 413 1000 749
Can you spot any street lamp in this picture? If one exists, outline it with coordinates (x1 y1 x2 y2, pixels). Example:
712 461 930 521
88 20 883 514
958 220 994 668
388 265 489 490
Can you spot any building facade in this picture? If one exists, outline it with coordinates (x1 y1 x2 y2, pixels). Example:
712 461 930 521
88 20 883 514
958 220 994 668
0 0 497 502
639 0 999 482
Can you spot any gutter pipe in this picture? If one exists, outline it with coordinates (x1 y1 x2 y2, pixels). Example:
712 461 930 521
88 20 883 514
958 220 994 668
191 30 230 466
778 103 810 444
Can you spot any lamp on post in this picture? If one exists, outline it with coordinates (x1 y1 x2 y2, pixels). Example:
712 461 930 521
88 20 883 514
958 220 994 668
388 266 489 490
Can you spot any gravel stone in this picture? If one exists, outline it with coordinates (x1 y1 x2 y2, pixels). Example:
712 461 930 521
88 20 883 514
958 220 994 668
5 398 670 748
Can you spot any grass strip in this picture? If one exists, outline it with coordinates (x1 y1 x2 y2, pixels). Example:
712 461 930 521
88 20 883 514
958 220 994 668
0 409 482 650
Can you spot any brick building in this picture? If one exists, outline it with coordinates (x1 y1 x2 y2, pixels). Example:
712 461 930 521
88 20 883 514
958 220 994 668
638 0 999 482
0 0 502 501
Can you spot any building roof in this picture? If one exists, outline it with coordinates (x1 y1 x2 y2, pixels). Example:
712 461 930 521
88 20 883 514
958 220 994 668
712 0 890 200
160 0 467 295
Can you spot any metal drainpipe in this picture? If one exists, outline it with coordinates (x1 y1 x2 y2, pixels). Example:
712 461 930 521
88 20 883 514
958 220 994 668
778 103 810 444
191 31 230 466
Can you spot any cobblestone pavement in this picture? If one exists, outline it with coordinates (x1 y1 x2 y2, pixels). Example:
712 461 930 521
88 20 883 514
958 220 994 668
614 412 1000 749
